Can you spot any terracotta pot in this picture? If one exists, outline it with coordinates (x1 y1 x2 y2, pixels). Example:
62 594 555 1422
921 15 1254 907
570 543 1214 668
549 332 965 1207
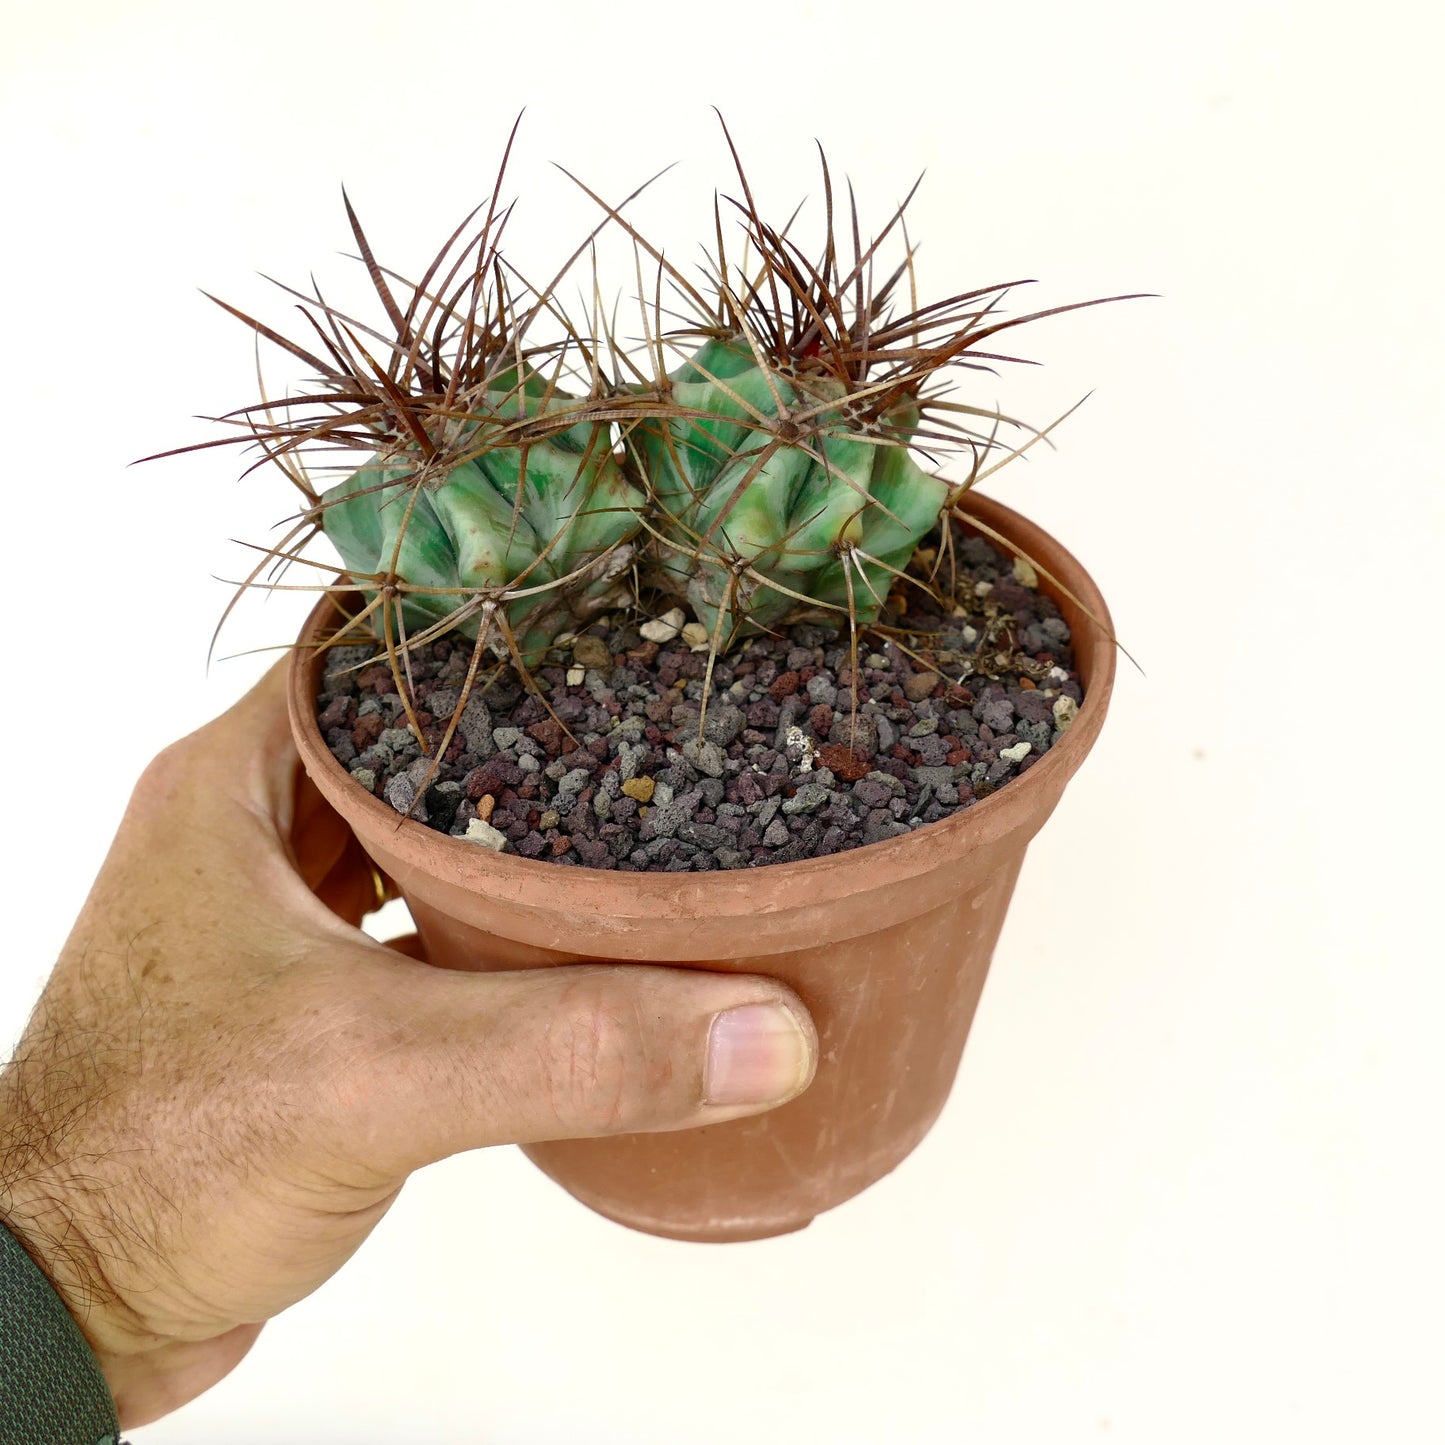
287 494 1115 1241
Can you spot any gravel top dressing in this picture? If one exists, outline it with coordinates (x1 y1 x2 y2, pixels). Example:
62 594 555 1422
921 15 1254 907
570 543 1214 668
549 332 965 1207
315 520 1085 872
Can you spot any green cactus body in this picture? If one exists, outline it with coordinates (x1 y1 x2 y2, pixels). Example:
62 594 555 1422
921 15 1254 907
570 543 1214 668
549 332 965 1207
632 341 952 643
319 385 644 661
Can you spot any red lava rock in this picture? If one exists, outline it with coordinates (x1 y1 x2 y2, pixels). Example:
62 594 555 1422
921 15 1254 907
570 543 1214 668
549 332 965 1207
551 835 573 856
818 744 872 782
526 719 565 754
1019 677 1037 691
351 713 385 749
768 671 801 701
946 748 973 766
947 684 975 706
643 723 664 745
889 743 915 761
357 665 394 694
517 780 540 800
626 639 660 666
465 758 521 798
889 689 909 708
318 696 354 731
808 703 833 738
799 666 817 685
903 672 938 702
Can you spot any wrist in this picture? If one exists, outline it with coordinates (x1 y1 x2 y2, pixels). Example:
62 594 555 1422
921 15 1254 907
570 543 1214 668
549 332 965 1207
0 1207 121 1443
0 1086 156 1392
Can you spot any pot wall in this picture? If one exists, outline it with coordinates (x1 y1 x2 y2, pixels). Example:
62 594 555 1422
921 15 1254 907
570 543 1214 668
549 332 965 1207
287 495 1115 1240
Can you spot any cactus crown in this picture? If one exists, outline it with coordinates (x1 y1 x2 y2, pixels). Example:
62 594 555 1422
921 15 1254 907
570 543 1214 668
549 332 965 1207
152 119 1135 754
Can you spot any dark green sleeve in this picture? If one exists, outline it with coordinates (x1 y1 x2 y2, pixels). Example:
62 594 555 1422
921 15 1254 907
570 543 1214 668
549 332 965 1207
0 1220 120 1445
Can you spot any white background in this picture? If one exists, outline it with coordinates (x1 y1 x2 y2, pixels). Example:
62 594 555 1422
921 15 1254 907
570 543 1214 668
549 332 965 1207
2 1 1442 1440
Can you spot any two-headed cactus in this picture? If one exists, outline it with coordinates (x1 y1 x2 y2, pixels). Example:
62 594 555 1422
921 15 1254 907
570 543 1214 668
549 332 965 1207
182 128 1124 684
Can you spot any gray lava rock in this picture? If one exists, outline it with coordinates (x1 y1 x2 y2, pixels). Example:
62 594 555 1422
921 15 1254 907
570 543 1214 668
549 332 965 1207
782 782 830 815
682 738 726 777
703 704 746 747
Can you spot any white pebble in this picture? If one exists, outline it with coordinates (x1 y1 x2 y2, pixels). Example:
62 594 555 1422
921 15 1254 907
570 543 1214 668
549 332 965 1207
681 622 710 651
1052 695 1079 730
1000 741 1032 763
463 818 509 851
960 625 979 646
1012 555 1039 587
784 724 818 772
974 580 993 596
640 617 680 643
1047 665 1070 683
566 665 586 685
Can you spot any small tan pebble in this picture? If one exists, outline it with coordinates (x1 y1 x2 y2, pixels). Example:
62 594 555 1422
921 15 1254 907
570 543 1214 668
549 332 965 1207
974 580 993 597
639 617 680 644
661 606 686 630
476 793 496 822
1053 695 1079 730
566 665 586 685
1019 677 1036 690
621 776 656 804
903 672 937 702
539 809 560 831
463 817 509 851
680 622 710 650
1012 555 1039 587
571 635 613 670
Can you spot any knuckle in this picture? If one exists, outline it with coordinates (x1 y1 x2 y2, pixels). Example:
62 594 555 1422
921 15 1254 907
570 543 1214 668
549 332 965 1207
542 980 678 1136
133 737 196 800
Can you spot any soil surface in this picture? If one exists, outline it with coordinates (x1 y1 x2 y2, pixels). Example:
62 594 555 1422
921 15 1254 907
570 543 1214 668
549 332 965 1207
314 517 1085 872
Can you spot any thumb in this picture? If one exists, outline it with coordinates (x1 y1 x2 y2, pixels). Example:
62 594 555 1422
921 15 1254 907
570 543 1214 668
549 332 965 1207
322 955 819 1176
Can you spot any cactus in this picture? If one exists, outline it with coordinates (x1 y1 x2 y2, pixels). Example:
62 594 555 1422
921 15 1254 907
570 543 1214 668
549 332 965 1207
590 128 1127 652
172 141 649 674
317 368 645 662
629 338 952 646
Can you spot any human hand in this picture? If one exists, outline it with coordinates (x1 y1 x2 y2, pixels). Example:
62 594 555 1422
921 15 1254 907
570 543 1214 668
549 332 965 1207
0 664 817 1429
